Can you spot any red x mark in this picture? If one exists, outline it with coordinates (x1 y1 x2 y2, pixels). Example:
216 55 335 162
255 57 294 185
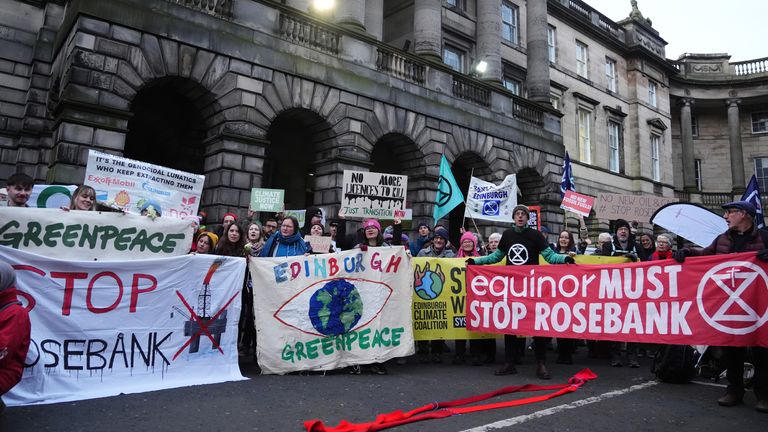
172 290 240 361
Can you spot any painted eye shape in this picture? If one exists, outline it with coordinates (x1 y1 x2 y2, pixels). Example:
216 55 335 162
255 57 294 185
274 278 393 337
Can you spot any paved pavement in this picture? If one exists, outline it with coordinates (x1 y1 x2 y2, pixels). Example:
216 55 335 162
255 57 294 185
2 345 766 432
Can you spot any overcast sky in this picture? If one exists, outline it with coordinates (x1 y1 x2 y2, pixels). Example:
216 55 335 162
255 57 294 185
583 0 765 62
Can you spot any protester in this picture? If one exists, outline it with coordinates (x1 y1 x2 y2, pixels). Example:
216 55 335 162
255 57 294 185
417 228 454 258
650 234 672 260
244 222 266 257
194 232 218 254
64 185 96 211
0 261 31 413
486 233 501 254
637 233 656 261
410 222 433 256
260 216 310 257
301 207 323 236
454 231 481 365
467 205 574 379
550 230 578 365
216 223 246 257
2 173 33 207
674 200 768 412
216 212 238 238
263 218 278 239
241 221 265 360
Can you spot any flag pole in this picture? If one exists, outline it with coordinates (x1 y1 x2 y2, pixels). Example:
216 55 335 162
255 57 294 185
469 213 487 252
462 168 474 231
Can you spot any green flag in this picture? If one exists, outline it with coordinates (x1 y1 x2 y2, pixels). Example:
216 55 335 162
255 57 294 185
433 155 465 222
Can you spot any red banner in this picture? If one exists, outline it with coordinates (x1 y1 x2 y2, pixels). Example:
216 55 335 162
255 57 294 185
466 252 768 347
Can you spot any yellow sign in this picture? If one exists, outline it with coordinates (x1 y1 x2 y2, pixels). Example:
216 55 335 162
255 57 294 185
411 257 496 341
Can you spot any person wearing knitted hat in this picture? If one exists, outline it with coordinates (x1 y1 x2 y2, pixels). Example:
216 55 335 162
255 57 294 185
0 261 31 412
410 221 433 256
600 218 639 260
454 231 482 365
467 204 574 380
416 227 454 258
194 231 219 254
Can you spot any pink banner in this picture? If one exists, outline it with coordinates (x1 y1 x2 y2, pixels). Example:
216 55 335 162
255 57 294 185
466 252 768 347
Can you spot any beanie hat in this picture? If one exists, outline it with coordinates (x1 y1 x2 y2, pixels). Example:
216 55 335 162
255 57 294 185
460 231 477 247
222 212 238 221
512 204 529 217
362 219 381 231
434 227 449 240
417 221 430 230
201 232 219 249
614 219 630 232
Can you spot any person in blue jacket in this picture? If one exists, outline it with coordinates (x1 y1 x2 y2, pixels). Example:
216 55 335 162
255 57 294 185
259 216 310 257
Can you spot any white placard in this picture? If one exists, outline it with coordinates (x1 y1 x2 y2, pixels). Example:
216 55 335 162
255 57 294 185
338 170 408 219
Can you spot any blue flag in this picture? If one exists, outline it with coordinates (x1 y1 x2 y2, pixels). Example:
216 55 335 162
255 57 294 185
741 175 765 229
560 151 576 197
433 155 465 223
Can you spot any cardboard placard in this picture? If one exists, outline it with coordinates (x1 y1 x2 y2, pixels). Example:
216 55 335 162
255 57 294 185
595 193 677 223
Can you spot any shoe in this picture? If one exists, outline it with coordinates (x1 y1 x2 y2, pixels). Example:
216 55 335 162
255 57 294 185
536 362 551 380
431 354 442 364
717 392 743 407
348 365 362 375
370 365 388 375
494 363 518 376
628 360 640 368
756 399 768 413
452 355 465 365
610 359 623 367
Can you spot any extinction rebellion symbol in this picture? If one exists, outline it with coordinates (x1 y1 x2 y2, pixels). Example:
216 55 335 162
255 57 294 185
507 244 529 266
696 261 768 335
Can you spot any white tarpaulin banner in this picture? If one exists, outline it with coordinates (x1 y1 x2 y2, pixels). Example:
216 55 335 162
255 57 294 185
464 175 518 222
84 150 205 218
1 246 246 406
250 247 415 374
0 207 194 261
28 185 77 208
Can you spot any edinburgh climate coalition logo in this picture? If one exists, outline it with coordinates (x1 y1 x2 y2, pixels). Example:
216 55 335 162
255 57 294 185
697 261 768 335
413 262 445 301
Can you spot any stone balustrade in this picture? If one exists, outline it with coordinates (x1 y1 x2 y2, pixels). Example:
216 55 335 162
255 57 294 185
375 47 425 84
279 11 340 54
451 76 491 107
169 0 233 18
733 57 768 76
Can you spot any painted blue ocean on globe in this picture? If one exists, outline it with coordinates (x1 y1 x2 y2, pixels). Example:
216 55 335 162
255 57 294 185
309 279 364 336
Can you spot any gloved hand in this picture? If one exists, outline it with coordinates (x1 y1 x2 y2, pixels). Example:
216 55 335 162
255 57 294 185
673 249 688 263
359 244 368 252
624 253 638 262
465 258 475 265
757 249 768 262
564 256 575 264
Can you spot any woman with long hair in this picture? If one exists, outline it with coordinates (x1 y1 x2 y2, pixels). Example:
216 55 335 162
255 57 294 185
259 216 310 257
65 185 96 211
193 232 218 255
216 223 246 257
244 222 265 257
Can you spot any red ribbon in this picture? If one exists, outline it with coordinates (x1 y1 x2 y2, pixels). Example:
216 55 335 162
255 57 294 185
304 369 598 432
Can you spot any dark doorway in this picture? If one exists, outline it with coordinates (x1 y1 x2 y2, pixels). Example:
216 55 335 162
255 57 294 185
125 78 207 174
447 152 492 247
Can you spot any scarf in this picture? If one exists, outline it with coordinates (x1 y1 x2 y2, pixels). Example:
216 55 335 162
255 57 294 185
260 231 310 257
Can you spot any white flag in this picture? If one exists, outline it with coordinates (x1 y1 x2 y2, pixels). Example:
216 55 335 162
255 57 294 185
464 175 518 222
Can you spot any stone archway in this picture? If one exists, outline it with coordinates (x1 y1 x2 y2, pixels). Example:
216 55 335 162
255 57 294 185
447 151 493 246
124 78 211 174
370 132 428 222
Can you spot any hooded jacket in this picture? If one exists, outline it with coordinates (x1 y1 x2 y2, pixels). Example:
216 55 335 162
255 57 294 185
0 263 30 395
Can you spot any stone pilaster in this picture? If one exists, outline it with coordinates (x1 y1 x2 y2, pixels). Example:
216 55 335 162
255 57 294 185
679 98 697 192
335 0 366 33
526 0 551 104
364 0 384 41
476 0 502 83
726 98 745 194
413 0 442 62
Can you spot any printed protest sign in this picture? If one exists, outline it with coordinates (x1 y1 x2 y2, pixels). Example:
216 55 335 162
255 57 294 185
595 193 677 223
527 205 541 230
560 190 595 217
250 247 415 374
466 252 768 347
464 175 518 222
84 150 205 219
412 258 496 340
0 207 194 261
304 235 332 254
250 188 284 212
2 247 246 406
28 185 77 208
339 170 408 218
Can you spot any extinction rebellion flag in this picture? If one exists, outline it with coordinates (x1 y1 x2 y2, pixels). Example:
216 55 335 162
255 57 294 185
466 253 768 347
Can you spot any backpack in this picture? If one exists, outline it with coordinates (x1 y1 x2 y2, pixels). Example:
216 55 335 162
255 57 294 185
651 345 699 383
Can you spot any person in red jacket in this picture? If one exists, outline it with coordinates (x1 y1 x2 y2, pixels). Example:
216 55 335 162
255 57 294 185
649 234 673 260
0 261 30 413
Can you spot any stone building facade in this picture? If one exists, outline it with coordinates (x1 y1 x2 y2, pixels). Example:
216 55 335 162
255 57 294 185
0 0 758 238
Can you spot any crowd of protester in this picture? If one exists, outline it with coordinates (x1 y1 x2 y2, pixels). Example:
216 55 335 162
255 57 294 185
1 171 767 413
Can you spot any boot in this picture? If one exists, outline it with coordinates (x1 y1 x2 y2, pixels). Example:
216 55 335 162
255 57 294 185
717 391 743 407
536 361 551 380
756 399 768 413
494 363 518 376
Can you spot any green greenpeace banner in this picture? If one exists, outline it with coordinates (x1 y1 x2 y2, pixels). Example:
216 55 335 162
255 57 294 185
0 207 194 261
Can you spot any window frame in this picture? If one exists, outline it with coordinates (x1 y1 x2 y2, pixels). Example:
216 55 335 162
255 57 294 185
756 157 768 192
503 76 522 95
577 108 592 164
576 41 589 78
608 120 621 173
443 44 465 73
651 134 661 181
695 158 703 191
445 0 465 10
648 80 658 108
547 25 557 63
752 112 768 134
605 57 617 92
501 1 520 44
691 115 699 137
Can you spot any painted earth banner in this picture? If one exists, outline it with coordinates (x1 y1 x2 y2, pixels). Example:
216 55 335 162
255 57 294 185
1 246 247 406
250 247 415 374
0 207 194 261
466 252 768 347
464 175 518 222
412 257 496 340
338 170 408 219
84 150 205 219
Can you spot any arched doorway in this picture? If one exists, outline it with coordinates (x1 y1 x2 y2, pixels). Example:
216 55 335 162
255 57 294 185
124 78 209 174
370 133 426 223
447 152 492 247
265 108 334 210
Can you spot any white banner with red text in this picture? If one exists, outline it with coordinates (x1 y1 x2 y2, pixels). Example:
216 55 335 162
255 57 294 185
1 246 246 406
250 247 415 374
466 252 768 347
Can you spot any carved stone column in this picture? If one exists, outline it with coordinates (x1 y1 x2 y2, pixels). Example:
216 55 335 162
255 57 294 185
679 98 697 192
413 0 442 61
726 98 746 194
526 0 551 104
335 0 366 32
364 0 383 40
476 0 501 83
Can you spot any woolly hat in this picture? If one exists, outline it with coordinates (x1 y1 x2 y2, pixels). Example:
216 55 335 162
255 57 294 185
512 204 529 217
614 219 631 232
200 231 219 249
417 221 430 230
362 219 381 231
222 212 238 221
434 227 449 240
459 231 477 246
0 261 15 292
